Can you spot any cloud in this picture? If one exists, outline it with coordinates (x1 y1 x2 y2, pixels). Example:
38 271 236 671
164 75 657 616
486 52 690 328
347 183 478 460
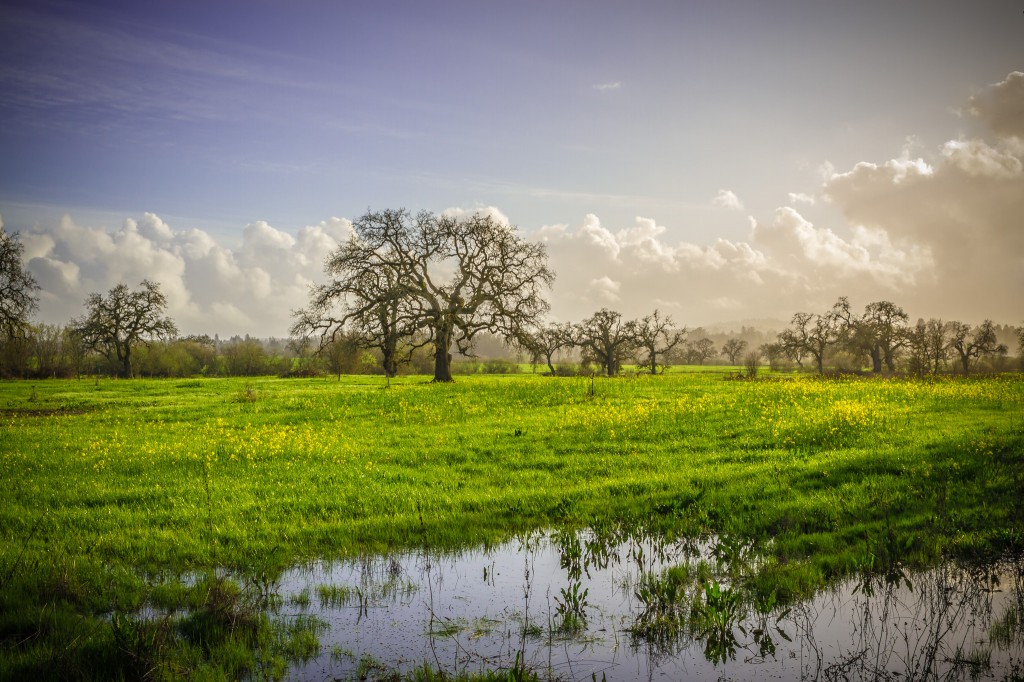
967 71 1024 139
787 192 816 205
940 138 1022 178
592 81 622 91
750 207 932 287
441 205 511 227
23 212 352 337
822 85 1024 320
534 124 1019 325
536 213 791 323
589 276 621 303
14 74 1024 334
711 189 744 210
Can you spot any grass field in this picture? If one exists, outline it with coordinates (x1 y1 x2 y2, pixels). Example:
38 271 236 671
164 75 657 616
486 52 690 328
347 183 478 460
2 371 1023 679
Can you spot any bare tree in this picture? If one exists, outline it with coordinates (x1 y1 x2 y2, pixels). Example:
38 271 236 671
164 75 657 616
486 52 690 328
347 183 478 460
297 208 553 383
292 247 421 377
516 322 576 374
948 320 1007 374
686 337 717 366
924 318 949 374
831 298 909 373
319 330 364 379
575 309 638 376
743 350 762 378
634 310 686 374
0 228 39 375
906 318 948 376
71 280 178 378
906 319 931 376
721 338 748 366
778 311 835 374
758 342 784 372
30 324 74 378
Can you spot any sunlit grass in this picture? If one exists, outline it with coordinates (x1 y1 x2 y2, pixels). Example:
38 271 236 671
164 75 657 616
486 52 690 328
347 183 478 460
1 372 1022 678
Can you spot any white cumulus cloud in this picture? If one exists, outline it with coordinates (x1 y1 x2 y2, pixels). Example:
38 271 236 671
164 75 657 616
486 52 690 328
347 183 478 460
23 213 352 337
967 71 1024 139
787 192 816 206
12 74 1023 334
712 189 744 210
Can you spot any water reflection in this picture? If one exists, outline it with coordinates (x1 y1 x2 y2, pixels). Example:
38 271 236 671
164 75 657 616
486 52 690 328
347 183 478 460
797 562 1022 681
280 529 1023 681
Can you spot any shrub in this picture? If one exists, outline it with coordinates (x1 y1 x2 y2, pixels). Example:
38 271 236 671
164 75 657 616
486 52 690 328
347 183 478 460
482 359 520 374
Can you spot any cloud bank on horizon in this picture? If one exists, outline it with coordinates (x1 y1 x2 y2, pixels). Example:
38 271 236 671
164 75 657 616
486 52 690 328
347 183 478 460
10 71 1024 338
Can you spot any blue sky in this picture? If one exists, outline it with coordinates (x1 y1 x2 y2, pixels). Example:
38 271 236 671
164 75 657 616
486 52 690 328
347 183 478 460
2 0 1022 336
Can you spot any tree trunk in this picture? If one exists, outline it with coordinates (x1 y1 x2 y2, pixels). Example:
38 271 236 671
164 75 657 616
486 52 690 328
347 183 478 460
382 336 398 378
883 348 897 373
121 345 133 378
870 347 882 373
433 324 454 382
605 351 617 376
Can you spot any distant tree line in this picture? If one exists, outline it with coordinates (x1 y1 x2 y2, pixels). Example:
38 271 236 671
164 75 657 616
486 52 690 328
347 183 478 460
2 223 1023 379
771 297 1017 376
0 320 474 380
512 304 1021 378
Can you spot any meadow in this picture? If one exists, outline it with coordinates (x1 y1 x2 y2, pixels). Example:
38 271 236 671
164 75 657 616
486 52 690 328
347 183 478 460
1 371 1022 680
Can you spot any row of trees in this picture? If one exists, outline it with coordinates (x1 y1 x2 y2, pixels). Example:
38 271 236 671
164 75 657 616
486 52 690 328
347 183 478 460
3 222 1023 379
0 321 309 379
773 297 1018 375
517 309 684 376
1 209 554 380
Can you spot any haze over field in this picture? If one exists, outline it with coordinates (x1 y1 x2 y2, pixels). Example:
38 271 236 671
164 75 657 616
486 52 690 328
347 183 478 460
1 1 1021 337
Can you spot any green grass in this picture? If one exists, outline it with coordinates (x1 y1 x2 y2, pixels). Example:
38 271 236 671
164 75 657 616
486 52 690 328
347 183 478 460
1 372 1023 679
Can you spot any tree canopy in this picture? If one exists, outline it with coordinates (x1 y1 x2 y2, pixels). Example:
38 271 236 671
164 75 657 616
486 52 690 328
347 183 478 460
72 280 178 378
0 227 39 341
575 309 639 377
948 320 1007 374
633 310 685 374
294 208 554 382
516 322 576 375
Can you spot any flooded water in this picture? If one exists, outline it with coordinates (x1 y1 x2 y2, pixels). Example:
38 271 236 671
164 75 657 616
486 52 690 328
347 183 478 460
278 529 1024 681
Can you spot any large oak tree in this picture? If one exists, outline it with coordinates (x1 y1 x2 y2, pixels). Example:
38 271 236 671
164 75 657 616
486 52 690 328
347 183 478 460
778 312 835 374
633 309 685 374
0 228 39 377
0 228 39 341
576 309 638 377
831 297 909 373
72 280 178 378
297 208 553 382
948 320 1007 374
293 254 421 378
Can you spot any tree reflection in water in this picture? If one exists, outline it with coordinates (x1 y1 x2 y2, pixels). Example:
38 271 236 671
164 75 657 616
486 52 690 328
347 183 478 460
793 560 1024 681
284 528 1023 681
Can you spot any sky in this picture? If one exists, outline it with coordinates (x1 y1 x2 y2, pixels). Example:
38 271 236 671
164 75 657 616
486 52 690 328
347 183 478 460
1 0 1022 337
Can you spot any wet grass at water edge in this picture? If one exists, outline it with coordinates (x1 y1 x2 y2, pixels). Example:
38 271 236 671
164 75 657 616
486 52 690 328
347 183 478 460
1 372 1023 679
